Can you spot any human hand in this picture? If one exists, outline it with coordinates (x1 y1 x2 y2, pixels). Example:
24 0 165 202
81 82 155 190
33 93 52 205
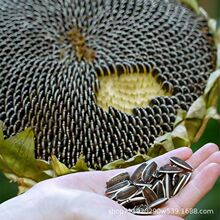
0 144 219 220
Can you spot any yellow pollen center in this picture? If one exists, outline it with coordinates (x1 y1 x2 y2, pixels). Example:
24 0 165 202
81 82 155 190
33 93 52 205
96 71 170 114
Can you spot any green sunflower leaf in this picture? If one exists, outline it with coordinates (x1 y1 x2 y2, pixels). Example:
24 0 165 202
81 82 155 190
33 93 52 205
186 97 206 120
71 154 90 172
171 124 190 148
102 154 150 171
51 155 71 176
148 133 174 158
0 127 51 183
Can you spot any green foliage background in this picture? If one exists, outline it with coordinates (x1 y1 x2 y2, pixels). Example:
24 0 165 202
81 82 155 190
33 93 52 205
0 0 219 219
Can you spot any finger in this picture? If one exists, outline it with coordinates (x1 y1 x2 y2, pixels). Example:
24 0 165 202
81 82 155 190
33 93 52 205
164 163 220 218
186 143 219 170
193 151 220 175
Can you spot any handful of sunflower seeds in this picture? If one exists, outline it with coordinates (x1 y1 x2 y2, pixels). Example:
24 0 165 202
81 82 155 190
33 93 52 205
105 157 193 215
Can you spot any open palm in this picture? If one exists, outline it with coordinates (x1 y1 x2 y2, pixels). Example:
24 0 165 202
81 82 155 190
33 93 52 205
0 144 219 220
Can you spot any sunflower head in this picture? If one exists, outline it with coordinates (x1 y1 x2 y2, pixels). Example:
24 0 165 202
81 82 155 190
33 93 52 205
0 0 219 193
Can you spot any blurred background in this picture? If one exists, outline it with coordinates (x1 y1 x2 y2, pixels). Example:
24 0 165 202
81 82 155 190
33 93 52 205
0 0 219 219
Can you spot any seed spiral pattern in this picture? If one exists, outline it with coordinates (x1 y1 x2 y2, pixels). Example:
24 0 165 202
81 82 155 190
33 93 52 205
0 0 216 168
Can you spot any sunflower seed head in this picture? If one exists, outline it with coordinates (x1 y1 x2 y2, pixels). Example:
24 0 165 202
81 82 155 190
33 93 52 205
0 0 216 171
170 157 193 172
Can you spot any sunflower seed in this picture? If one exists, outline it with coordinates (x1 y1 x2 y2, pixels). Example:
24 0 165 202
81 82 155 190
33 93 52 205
106 192 117 200
121 197 146 208
105 156 193 215
141 161 157 183
151 180 159 191
116 185 139 202
179 172 192 191
106 172 130 188
170 157 193 172
142 186 158 204
131 162 148 183
154 181 165 198
133 182 152 188
163 173 172 198
131 210 153 215
172 173 180 187
159 164 183 173
120 199 130 207
130 205 152 215
149 197 168 209
105 180 130 195
172 173 190 196
153 170 163 179
134 188 144 197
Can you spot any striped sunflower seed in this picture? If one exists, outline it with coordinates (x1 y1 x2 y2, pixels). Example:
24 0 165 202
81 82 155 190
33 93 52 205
116 185 139 202
172 173 180 187
149 197 168 209
142 186 158 204
170 157 193 172
106 172 130 188
163 174 172 199
141 161 157 183
153 180 165 198
121 197 146 208
172 172 192 196
131 162 148 183
130 205 152 215
153 170 164 179
106 192 117 200
159 164 183 174
105 180 130 195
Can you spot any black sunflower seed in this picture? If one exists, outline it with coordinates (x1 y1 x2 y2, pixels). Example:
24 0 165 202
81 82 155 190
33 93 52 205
142 161 157 183
106 172 130 188
159 164 183 174
116 185 139 202
131 162 148 183
142 186 158 204
149 198 168 209
105 180 130 195
170 157 193 172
